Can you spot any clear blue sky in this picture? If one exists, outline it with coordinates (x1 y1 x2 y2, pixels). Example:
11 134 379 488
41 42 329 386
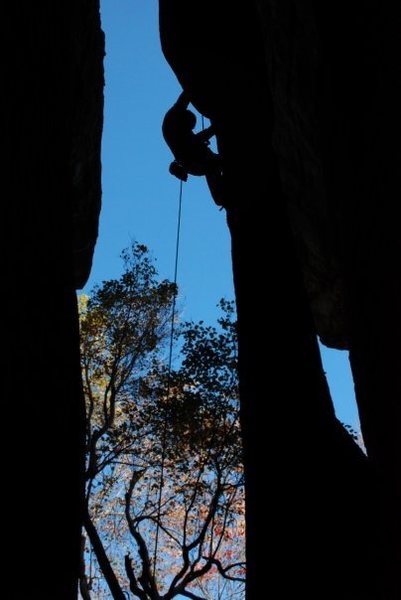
84 0 360 430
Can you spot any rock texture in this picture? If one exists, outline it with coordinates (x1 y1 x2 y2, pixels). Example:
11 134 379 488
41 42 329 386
4 0 399 597
159 1 401 598
70 1 104 289
5 2 104 598
255 1 348 349
256 3 401 593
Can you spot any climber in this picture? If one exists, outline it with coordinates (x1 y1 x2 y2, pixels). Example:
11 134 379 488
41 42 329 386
162 91 225 207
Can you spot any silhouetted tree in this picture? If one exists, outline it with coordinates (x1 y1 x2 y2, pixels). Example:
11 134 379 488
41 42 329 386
78 244 245 599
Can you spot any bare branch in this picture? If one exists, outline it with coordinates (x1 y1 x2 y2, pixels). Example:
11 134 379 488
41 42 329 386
124 554 148 600
174 487 223 591
125 470 159 598
202 557 246 583
186 464 223 554
83 510 126 600
144 515 182 547
167 461 209 594
210 494 232 560
79 534 92 600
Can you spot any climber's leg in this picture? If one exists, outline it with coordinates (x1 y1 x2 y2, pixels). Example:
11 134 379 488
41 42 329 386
205 170 225 207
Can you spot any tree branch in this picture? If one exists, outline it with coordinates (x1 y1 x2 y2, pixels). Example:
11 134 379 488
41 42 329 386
203 557 246 583
124 554 148 600
145 515 182 547
125 470 159 598
167 462 209 594
79 533 92 600
83 510 126 600
186 464 222 554
172 476 224 592
210 492 232 560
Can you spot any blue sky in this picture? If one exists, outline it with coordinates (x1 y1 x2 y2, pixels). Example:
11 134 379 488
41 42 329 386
85 0 233 324
84 0 359 429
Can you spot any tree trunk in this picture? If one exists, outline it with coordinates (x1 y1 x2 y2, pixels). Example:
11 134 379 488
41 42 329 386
84 511 126 600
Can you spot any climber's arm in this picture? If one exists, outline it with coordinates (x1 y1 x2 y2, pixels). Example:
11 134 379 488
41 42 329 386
196 125 215 143
174 91 190 109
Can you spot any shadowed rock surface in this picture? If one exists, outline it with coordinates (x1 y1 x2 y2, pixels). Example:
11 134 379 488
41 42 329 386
4 1 400 598
5 2 103 598
159 1 401 598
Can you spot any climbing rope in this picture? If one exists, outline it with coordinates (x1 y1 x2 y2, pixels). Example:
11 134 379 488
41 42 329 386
152 178 184 578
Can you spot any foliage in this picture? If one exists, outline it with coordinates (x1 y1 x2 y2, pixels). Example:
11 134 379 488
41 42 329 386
79 243 245 600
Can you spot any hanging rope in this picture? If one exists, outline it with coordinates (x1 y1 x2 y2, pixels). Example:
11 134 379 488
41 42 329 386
152 178 184 578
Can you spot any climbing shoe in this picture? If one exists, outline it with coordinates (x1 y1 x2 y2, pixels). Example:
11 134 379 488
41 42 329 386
169 161 188 182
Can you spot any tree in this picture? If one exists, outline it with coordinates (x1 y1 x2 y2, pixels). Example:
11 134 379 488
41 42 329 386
79 243 245 599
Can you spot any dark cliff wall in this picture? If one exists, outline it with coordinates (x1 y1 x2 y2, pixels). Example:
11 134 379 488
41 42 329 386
255 2 401 593
3 1 399 597
5 2 104 598
159 1 400 598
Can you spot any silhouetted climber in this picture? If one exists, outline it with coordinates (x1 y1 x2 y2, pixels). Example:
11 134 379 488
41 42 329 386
162 91 225 207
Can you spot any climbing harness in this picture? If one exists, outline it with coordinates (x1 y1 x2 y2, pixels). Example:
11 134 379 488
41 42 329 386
152 178 183 578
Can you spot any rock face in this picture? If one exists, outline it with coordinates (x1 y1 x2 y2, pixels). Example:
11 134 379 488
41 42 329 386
256 3 401 593
70 1 104 289
4 0 399 597
255 1 348 349
5 2 103 598
159 1 401 598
